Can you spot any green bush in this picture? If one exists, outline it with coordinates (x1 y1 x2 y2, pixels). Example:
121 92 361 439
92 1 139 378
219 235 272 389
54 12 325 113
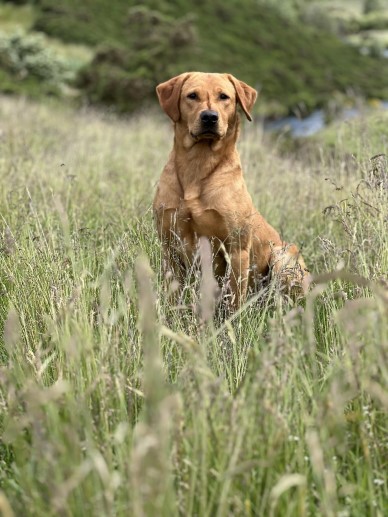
33 0 138 45
0 66 60 97
359 11 388 31
363 0 384 14
77 7 197 112
0 30 70 84
300 3 360 36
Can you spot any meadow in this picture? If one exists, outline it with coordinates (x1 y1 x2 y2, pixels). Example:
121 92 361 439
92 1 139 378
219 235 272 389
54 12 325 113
0 96 387 516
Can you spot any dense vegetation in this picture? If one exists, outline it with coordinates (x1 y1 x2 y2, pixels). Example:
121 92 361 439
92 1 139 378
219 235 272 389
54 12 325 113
1 0 388 115
0 95 387 516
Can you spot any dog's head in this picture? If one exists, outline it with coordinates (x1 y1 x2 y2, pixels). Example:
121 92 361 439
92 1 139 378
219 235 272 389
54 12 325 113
156 72 257 143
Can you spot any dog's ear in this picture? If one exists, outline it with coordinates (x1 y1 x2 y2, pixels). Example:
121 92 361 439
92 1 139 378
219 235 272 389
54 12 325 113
226 75 257 121
156 73 191 122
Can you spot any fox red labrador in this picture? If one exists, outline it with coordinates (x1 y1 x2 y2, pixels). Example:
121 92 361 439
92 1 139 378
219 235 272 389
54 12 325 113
153 72 310 308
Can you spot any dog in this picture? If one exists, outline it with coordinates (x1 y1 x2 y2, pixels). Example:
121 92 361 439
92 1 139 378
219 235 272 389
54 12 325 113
153 72 310 309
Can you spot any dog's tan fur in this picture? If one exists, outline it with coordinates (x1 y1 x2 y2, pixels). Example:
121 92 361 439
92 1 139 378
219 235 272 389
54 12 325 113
153 72 310 307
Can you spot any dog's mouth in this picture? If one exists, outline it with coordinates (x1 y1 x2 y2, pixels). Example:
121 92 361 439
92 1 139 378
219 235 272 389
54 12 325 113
190 129 222 141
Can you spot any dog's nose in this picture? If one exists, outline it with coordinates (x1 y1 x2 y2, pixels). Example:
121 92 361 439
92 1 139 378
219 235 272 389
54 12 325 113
200 110 219 125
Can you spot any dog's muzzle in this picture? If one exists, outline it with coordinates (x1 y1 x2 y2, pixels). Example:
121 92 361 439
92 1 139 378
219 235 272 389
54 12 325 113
194 110 221 139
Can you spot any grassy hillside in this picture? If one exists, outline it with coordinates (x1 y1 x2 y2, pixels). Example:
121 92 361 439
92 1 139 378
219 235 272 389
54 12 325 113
1 0 388 116
0 96 387 515
36 0 388 114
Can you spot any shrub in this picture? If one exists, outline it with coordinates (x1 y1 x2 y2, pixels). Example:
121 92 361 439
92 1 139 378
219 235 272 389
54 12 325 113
300 3 360 36
77 7 197 112
358 10 388 31
0 30 70 85
363 0 384 14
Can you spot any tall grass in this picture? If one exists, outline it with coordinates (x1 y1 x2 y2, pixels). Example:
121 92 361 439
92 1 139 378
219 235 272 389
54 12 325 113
0 96 387 516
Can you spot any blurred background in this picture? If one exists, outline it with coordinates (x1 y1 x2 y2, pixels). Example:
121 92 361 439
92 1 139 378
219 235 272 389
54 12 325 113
0 0 388 132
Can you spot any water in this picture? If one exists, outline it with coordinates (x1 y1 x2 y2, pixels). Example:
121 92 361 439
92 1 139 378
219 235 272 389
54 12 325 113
264 110 325 137
264 43 388 137
264 102 388 138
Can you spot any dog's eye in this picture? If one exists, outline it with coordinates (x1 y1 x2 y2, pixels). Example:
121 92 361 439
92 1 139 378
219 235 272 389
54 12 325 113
187 92 197 100
219 93 229 100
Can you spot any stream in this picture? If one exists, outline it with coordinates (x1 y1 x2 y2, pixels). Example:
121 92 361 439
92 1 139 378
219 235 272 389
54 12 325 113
264 101 388 138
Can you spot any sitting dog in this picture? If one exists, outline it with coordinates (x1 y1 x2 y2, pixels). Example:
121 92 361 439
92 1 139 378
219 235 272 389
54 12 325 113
153 72 310 308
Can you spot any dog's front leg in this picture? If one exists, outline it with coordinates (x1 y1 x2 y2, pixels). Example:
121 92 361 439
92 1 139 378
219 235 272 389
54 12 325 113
229 248 250 309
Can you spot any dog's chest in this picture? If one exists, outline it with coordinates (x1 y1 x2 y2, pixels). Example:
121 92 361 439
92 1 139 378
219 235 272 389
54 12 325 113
178 195 227 241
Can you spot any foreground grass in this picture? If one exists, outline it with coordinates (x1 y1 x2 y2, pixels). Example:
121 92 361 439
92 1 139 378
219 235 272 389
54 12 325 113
0 97 387 516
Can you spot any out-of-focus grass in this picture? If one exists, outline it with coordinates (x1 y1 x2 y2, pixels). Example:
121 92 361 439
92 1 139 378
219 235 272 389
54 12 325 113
0 96 387 516
309 109 388 158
